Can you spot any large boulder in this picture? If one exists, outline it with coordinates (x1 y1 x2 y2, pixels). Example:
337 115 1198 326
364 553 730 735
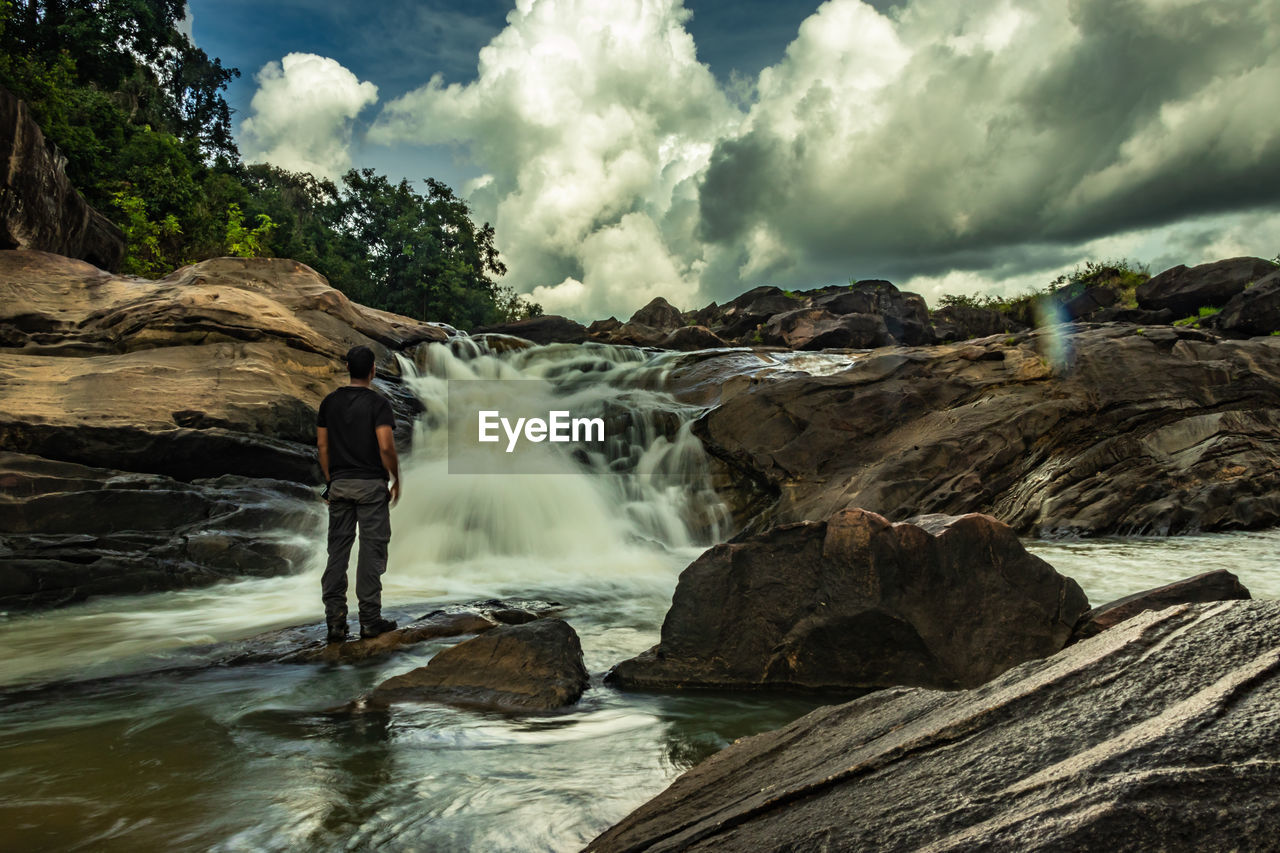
0 250 447 607
1211 269 1280 336
1136 257 1277 317
687 324 1280 536
472 314 587 344
629 297 683 331
1070 570 1250 642
760 308 893 350
371 618 590 712
814 280 934 346
589 600 1280 852
659 325 727 351
0 87 124 271
931 303 1025 342
608 509 1088 692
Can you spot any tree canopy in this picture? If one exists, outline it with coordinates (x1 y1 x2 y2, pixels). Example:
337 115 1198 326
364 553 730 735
0 0 539 325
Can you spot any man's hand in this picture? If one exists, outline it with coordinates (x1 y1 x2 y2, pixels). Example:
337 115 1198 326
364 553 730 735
389 478 401 507
376 425 401 508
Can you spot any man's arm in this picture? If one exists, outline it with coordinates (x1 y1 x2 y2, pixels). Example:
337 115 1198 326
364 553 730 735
317 426 331 483
376 425 401 506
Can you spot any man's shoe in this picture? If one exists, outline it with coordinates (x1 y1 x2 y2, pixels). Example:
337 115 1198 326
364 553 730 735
359 617 398 639
326 615 349 644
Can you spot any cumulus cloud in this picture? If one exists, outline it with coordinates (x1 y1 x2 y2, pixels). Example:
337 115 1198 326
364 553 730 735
371 0 739 318
241 53 379 180
370 0 1280 319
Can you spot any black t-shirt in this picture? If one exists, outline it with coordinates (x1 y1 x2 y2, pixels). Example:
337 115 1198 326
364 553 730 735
317 386 396 481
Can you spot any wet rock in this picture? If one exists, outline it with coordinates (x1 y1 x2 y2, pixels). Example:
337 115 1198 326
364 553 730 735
222 600 563 666
659 325 728 351
1211 269 1280 336
473 314 587 344
371 618 589 712
608 509 1087 693
1136 257 1277 317
0 87 124 270
0 451 320 608
589 600 1280 853
695 324 1280 536
629 297 683 331
1070 570 1250 642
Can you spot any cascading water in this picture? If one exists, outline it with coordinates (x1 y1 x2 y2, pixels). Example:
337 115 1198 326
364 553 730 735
5 338 1279 851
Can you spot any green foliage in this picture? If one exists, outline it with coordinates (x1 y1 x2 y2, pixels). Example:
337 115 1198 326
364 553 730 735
112 191 184 276
1173 306 1221 328
224 204 275 258
1 0 532 327
936 259 1151 325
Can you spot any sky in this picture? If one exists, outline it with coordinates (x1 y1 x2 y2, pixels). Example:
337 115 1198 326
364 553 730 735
187 0 1280 321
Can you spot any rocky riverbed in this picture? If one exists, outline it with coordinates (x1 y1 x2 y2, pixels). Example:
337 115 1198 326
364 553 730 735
5 244 1280 850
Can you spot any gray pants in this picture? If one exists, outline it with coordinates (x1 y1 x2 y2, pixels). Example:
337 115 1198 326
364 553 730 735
322 478 391 624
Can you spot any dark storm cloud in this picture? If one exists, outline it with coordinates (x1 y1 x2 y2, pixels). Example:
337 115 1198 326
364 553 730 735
696 0 1280 297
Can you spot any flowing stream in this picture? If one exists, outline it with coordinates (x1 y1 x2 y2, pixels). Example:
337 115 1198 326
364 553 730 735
2 340 1278 851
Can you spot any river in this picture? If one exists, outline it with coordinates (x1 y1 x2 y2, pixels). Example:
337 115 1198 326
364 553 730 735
2 341 1277 851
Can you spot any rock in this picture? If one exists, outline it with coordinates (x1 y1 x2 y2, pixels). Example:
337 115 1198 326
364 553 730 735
659 325 728 351
1070 570 1250 642
605 322 667 348
370 618 589 712
0 451 320 608
1091 306 1175 324
588 600 1280 853
1061 285 1118 320
629 297 683 331
1136 257 1277 317
0 87 124 271
931 303 1025 342
0 250 448 607
473 314 587 344
761 308 893 350
689 324 1280 536
816 281 934 346
608 508 1088 693
242 600 564 665
1211 269 1280 336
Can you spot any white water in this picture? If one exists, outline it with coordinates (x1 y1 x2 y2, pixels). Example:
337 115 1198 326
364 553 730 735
0 340 727 687
4 339 1280 851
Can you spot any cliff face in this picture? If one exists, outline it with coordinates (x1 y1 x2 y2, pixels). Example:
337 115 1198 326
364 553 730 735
0 250 448 608
0 87 124 271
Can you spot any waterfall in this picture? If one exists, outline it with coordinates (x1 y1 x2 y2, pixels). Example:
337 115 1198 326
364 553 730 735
381 339 729 602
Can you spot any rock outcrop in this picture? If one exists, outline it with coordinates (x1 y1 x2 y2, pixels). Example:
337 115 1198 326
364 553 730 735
370 618 590 712
1070 570 1250 642
0 87 124 271
686 324 1280 536
629 297 683 331
0 451 318 608
222 600 563 666
1136 257 1277 317
608 509 1088 693
589 600 1280 853
473 314 587 344
1211 269 1280 337
0 250 448 607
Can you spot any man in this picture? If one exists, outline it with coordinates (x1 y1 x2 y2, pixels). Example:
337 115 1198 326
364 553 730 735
317 344 402 643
